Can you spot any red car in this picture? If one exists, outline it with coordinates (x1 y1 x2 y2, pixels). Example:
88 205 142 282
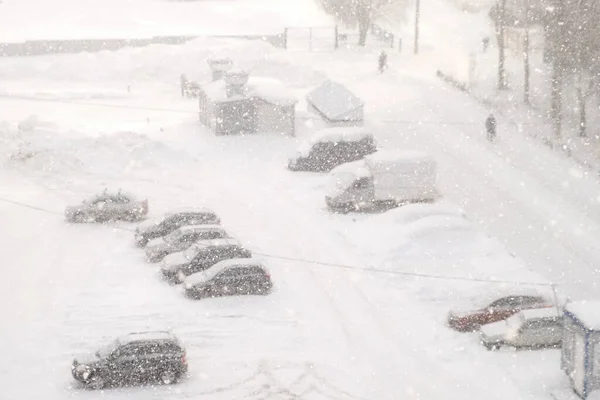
447 294 553 332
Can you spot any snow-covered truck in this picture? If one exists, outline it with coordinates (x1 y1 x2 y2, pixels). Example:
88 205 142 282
325 150 439 213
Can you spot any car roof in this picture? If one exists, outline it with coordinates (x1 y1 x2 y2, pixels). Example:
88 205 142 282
186 258 267 286
118 331 179 345
519 307 561 320
177 224 226 234
166 207 217 216
189 237 241 250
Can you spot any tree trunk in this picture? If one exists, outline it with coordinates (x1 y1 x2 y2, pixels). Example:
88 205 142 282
358 18 370 46
577 85 587 137
523 0 530 104
550 63 562 138
496 0 508 90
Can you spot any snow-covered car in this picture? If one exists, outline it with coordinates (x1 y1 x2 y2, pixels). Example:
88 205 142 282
71 331 187 389
183 258 272 299
479 308 563 350
160 238 251 283
145 225 230 263
287 127 377 172
65 190 148 223
447 293 553 332
134 208 220 247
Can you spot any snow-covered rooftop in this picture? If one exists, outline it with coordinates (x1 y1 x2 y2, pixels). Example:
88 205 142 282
306 79 364 121
310 127 373 144
201 76 297 106
566 301 600 330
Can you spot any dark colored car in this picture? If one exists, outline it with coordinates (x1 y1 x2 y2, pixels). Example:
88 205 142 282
447 294 552 332
287 127 377 172
160 238 252 283
144 224 230 263
183 258 273 299
134 208 220 247
71 331 187 389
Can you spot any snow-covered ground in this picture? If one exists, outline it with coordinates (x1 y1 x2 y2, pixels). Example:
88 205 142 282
1 0 597 398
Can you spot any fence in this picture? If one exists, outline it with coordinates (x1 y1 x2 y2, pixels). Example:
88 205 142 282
282 27 337 51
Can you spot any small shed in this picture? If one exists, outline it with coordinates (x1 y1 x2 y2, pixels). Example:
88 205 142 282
562 301 600 399
198 68 297 136
306 80 364 127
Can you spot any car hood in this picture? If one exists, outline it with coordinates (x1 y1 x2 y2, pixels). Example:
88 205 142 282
161 251 189 271
480 321 507 340
73 352 100 366
136 220 162 234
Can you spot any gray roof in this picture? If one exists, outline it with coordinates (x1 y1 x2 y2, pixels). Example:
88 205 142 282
306 80 364 121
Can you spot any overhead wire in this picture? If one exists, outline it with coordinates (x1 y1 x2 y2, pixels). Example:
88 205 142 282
0 93 545 126
0 194 553 287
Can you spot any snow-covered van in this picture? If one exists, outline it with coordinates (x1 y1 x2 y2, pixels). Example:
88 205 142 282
287 127 376 172
325 150 439 213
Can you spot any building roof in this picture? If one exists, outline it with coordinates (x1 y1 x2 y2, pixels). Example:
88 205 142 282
565 300 600 330
306 79 364 122
201 76 297 106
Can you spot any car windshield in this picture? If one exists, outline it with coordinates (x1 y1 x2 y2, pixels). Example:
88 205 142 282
183 245 200 260
164 229 183 243
96 341 118 359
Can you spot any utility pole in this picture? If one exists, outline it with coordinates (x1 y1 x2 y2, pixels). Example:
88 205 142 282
414 0 420 54
523 0 530 104
496 0 508 90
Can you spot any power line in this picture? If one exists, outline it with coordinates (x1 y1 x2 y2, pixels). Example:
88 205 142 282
0 93 544 126
0 194 552 287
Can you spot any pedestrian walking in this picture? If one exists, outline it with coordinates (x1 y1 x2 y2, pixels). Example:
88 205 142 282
485 114 496 141
378 50 388 74
180 74 188 97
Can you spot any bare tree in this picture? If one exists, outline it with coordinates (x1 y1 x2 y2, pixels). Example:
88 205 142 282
319 0 403 46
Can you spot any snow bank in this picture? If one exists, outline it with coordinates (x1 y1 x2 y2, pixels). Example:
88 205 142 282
0 37 276 84
0 117 193 177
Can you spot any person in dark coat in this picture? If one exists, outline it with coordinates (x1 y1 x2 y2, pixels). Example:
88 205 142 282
485 114 496 141
378 51 388 74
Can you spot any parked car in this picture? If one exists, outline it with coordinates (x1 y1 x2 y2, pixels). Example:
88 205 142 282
287 127 377 172
134 208 220 247
183 258 273 299
447 293 553 332
325 150 439 214
160 238 252 283
65 190 148 223
480 308 563 350
71 331 187 389
145 225 230 263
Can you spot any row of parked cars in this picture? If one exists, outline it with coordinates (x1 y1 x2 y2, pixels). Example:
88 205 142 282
66 198 273 390
287 127 439 213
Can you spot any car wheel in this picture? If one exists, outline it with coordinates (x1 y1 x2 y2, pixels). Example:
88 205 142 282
485 343 500 351
160 370 177 385
88 374 105 390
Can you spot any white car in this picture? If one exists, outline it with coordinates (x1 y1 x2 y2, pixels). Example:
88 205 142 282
144 225 230 263
479 308 563 350
134 208 220 247
65 190 148 223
